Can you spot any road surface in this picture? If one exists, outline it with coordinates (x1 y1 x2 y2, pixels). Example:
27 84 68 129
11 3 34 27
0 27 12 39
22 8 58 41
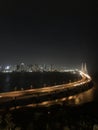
0 70 93 109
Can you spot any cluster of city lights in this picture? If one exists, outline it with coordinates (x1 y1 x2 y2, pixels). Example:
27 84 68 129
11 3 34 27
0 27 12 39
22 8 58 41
0 63 75 73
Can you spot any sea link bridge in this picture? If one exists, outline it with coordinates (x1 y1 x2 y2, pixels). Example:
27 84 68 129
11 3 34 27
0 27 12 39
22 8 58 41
0 64 94 110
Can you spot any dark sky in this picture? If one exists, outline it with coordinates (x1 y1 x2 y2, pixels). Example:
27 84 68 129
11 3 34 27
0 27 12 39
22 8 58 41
0 0 97 72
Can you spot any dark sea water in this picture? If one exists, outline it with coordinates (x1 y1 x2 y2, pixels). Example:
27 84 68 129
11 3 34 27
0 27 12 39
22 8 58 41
0 72 80 93
91 72 98 101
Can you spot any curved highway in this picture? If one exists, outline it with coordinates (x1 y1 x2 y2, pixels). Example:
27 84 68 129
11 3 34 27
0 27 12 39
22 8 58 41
0 70 93 109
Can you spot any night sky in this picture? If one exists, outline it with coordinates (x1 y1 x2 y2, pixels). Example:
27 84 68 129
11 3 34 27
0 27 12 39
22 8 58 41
0 1 97 72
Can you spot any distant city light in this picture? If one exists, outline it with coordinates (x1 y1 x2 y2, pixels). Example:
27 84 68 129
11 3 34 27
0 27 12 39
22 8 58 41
0 63 88 74
5 66 10 70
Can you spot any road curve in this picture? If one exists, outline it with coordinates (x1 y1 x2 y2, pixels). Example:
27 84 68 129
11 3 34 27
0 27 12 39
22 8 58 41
0 71 92 109
0 71 92 99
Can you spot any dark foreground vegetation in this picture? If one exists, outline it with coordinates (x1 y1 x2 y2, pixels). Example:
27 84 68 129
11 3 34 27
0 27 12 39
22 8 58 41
0 100 98 130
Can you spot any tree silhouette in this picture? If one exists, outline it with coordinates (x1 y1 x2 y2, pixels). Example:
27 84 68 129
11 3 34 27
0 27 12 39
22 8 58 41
5 113 15 130
0 115 3 130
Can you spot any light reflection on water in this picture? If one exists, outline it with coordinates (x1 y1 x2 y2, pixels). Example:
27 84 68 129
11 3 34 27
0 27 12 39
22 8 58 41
66 86 95 106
